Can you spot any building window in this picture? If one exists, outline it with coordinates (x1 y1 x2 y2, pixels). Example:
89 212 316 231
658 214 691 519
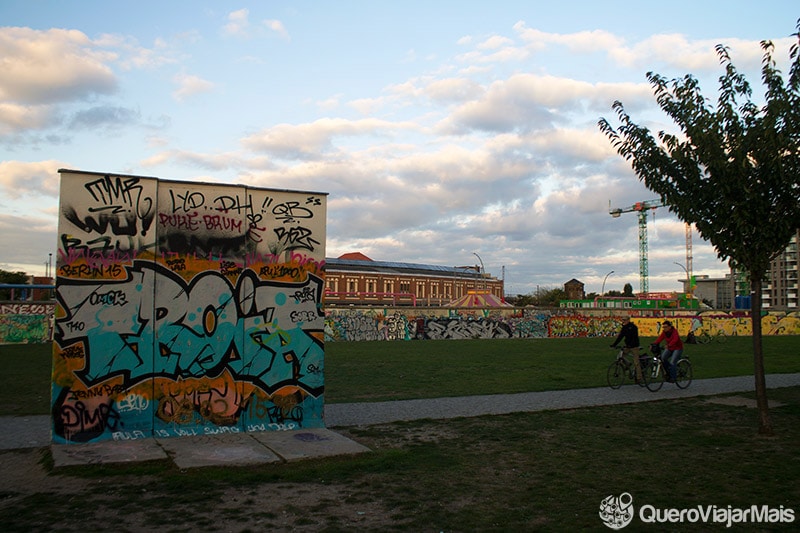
366 279 376 294
399 282 410 293
347 278 358 296
385 281 394 294
327 278 338 293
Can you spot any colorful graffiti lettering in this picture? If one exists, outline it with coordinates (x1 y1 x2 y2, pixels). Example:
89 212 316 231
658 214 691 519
323 309 800 342
0 314 50 343
56 261 324 393
52 171 327 444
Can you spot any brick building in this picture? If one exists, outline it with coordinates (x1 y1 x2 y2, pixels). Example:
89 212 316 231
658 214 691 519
323 253 504 307
564 278 585 300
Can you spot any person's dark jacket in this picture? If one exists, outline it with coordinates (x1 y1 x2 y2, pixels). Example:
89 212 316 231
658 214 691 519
611 322 640 348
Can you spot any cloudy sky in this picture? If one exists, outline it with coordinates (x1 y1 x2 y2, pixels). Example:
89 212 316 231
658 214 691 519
0 1 796 296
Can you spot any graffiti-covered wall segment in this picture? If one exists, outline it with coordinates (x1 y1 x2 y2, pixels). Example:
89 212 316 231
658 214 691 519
53 170 327 444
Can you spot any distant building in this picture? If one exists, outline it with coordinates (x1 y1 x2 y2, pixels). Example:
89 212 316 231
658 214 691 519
564 279 585 300
681 274 733 309
728 230 799 311
762 230 799 310
323 253 504 306
30 276 54 301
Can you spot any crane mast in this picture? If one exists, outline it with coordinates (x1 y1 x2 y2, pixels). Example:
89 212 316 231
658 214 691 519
609 199 666 295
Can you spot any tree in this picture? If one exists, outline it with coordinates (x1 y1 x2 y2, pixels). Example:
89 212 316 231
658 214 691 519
506 293 536 306
598 22 800 435
0 268 29 300
622 283 634 298
538 287 567 307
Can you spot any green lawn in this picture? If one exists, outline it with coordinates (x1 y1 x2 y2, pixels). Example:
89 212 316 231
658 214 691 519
1 335 799 414
325 335 800 402
1 337 799 531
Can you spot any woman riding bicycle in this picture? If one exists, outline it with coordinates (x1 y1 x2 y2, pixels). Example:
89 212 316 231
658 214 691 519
651 320 683 382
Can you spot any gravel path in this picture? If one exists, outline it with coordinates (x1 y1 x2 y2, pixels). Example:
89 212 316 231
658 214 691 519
325 373 800 426
2 373 798 450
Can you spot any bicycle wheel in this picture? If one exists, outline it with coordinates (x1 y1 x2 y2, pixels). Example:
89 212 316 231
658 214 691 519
607 361 626 389
697 331 711 344
675 359 693 389
645 359 664 392
716 330 727 344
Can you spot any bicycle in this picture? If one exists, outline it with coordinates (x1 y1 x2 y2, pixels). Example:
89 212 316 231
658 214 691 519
606 347 648 389
643 344 693 392
695 328 727 344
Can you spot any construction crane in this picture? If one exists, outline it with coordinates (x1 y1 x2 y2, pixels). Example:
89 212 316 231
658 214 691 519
609 199 666 295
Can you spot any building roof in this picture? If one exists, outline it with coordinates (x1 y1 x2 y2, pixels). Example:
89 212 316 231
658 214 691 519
325 256 483 278
446 291 511 307
337 252 373 261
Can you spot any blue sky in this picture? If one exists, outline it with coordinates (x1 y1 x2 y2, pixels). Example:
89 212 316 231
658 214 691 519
0 1 797 295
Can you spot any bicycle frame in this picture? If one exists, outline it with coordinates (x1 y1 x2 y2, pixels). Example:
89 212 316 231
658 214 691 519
644 349 693 392
606 347 647 389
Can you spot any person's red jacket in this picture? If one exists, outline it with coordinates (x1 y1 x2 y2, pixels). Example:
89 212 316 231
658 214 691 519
655 326 683 351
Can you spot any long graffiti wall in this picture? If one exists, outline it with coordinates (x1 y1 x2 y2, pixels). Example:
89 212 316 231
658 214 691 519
324 308 800 342
53 170 326 444
0 303 54 344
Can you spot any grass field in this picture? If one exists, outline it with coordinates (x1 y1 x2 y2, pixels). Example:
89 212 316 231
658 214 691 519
2 335 800 414
1 337 798 530
326 335 800 402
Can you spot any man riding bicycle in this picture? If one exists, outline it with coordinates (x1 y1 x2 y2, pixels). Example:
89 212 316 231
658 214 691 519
610 316 643 382
652 320 683 382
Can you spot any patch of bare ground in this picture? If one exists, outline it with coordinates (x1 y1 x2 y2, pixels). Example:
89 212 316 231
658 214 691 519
0 446 411 532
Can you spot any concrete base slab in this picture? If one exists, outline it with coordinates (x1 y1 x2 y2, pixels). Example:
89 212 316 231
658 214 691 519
52 438 167 467
49 429 371 469
251 427 371 462
157 433 283 469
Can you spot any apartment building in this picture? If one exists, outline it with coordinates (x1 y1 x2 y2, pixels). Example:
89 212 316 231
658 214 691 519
762 229 799 310
727 229 800 310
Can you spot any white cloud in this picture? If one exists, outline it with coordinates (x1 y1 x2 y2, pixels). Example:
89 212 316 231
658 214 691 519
172 73 215 102
424 77 484 104
477 35 515 50
0 160 65 199
0 102 57 134
223 9 250 37
2 6 787 289
0 27 117 105
316 95 342 111
240 118 419 158
264 19 290 40
514 22 624 54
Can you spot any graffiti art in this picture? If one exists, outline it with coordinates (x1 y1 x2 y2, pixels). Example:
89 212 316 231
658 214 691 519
52 170 327 444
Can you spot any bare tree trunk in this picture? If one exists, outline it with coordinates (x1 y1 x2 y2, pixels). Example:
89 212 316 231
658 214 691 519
750 272 773 435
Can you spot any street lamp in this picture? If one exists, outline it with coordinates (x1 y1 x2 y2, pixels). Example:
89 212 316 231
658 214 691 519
672 261 692 292
674 261 692 304
600 270 615 307
454 264 480 298
473 252 485 291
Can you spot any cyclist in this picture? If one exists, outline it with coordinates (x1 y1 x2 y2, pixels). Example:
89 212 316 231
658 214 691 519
652 320 683 382
610 316 643 382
